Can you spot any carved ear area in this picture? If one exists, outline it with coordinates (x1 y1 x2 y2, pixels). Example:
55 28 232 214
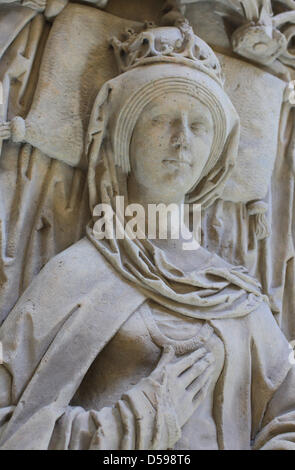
186 118 240 209
210 118 240 194
87 83 112 212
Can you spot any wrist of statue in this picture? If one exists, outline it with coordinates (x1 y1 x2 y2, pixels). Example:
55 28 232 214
148 374 182 450
124 376 181 450
21 0 46 12
10 116 26 143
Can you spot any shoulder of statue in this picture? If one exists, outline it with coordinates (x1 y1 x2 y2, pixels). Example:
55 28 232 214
40 237 117 289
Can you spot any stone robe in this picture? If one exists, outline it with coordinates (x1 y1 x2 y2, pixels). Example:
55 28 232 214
0 237 295 450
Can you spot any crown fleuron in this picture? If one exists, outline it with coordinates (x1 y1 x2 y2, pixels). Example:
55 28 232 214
110 21 224 86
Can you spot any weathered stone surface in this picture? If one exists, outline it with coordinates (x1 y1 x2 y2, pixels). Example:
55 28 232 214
0 1 294 451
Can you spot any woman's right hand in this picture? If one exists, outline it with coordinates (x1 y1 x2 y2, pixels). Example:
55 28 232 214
150 345 215 428
0 122 11 140
0 117 26 143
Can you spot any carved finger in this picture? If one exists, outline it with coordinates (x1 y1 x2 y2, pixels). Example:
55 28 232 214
188 363 214 398
156 344 175 370
0 130 11 139
173 347 207 376
191 376 212 410
180 353 214 388
0 122 11 139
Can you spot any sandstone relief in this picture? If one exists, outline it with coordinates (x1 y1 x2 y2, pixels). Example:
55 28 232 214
0 0 294 450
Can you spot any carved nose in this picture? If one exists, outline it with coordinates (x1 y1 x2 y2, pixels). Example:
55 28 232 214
171 131 189 150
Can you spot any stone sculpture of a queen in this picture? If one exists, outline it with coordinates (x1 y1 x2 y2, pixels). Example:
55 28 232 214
1 22 295 451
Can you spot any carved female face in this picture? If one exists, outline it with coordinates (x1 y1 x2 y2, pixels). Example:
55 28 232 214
129 92 214 202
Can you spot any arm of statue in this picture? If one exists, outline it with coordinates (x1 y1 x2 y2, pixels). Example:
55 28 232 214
0 116 59 152
249 305 295 450
0 118 25 144
252 365 295 450
49 346 215 450
0 0 108 12
0 0 46 12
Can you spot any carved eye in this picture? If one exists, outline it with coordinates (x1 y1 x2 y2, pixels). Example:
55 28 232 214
152 115 170 125
190 122 207 134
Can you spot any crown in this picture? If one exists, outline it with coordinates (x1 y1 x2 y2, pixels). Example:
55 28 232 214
110 21 224 86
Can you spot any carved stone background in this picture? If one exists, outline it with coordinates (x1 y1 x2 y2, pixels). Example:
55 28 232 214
0 0 294 337
0 0 295 452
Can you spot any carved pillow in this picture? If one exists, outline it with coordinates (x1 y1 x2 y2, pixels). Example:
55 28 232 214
25 3 139 169
24 4 285 203
219 53 285 202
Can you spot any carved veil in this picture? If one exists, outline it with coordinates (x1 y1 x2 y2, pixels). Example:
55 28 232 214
85 24 267 321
